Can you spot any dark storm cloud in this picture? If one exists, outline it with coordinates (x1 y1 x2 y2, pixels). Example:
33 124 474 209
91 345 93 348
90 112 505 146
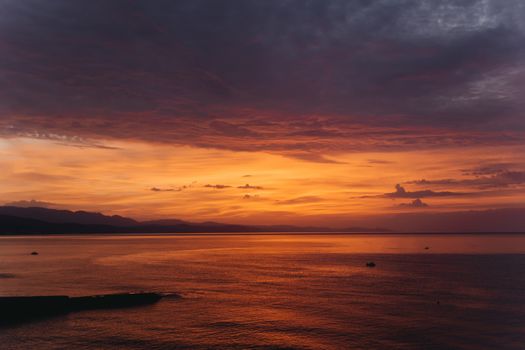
210 121 260 138
1 0 524 158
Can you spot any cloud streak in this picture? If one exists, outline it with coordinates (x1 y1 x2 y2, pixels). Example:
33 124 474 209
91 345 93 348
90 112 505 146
204 184 232 189
361 184 466 199
385 184 465 198
398 198 429 208
407 171 525 189
276 196 323 205
238 184 264 190
4 200 57 209
150 187 180 192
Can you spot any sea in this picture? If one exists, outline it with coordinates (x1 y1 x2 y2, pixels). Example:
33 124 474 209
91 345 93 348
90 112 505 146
1 233 524 349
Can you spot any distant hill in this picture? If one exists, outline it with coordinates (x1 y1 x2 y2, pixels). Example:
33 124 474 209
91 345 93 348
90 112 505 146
0 206 138 227
0 206 389 234
0 214 255 234
1 205 524 235
0 214 117 234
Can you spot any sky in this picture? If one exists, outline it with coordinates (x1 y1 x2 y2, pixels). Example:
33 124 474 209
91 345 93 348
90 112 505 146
0 0 524 230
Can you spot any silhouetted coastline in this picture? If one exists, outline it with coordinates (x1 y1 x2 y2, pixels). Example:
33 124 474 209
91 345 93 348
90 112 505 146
0 207 388 235
1 206 525 235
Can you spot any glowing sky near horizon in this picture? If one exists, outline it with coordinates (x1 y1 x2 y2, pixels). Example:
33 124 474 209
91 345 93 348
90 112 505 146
0 0 524 226
1 137 524 226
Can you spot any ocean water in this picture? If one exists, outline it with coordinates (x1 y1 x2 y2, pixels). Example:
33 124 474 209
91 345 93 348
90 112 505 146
1 234 525 349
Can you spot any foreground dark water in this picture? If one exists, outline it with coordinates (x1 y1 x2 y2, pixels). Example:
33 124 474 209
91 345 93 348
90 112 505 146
1 234 525 349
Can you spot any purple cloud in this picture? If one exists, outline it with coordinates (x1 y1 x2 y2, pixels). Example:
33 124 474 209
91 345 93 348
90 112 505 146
150 187 180 192
204 184 232 189
4 200 57 209
385 184 463 198
0 0 523 162
276 196 323 205
359 184 466 199
238 184 263 190
398 198 429 208
408 171 525 189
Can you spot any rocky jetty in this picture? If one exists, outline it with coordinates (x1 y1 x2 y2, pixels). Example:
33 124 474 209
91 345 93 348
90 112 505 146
0 292 164 326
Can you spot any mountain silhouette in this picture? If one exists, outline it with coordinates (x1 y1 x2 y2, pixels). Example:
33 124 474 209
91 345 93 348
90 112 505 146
0 206 138 226
0 206 388 234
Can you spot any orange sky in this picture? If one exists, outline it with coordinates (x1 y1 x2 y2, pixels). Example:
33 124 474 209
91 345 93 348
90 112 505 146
1 137 523 226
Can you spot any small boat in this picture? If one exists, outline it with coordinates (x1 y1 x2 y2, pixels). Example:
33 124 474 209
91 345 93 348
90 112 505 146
30 251 39 255
365 262 376 267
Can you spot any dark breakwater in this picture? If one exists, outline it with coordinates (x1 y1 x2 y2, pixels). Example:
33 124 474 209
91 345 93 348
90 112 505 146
0 293 164 326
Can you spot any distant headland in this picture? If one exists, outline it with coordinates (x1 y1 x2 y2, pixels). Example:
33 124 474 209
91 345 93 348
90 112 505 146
1 206 525 235
0 206 388 235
